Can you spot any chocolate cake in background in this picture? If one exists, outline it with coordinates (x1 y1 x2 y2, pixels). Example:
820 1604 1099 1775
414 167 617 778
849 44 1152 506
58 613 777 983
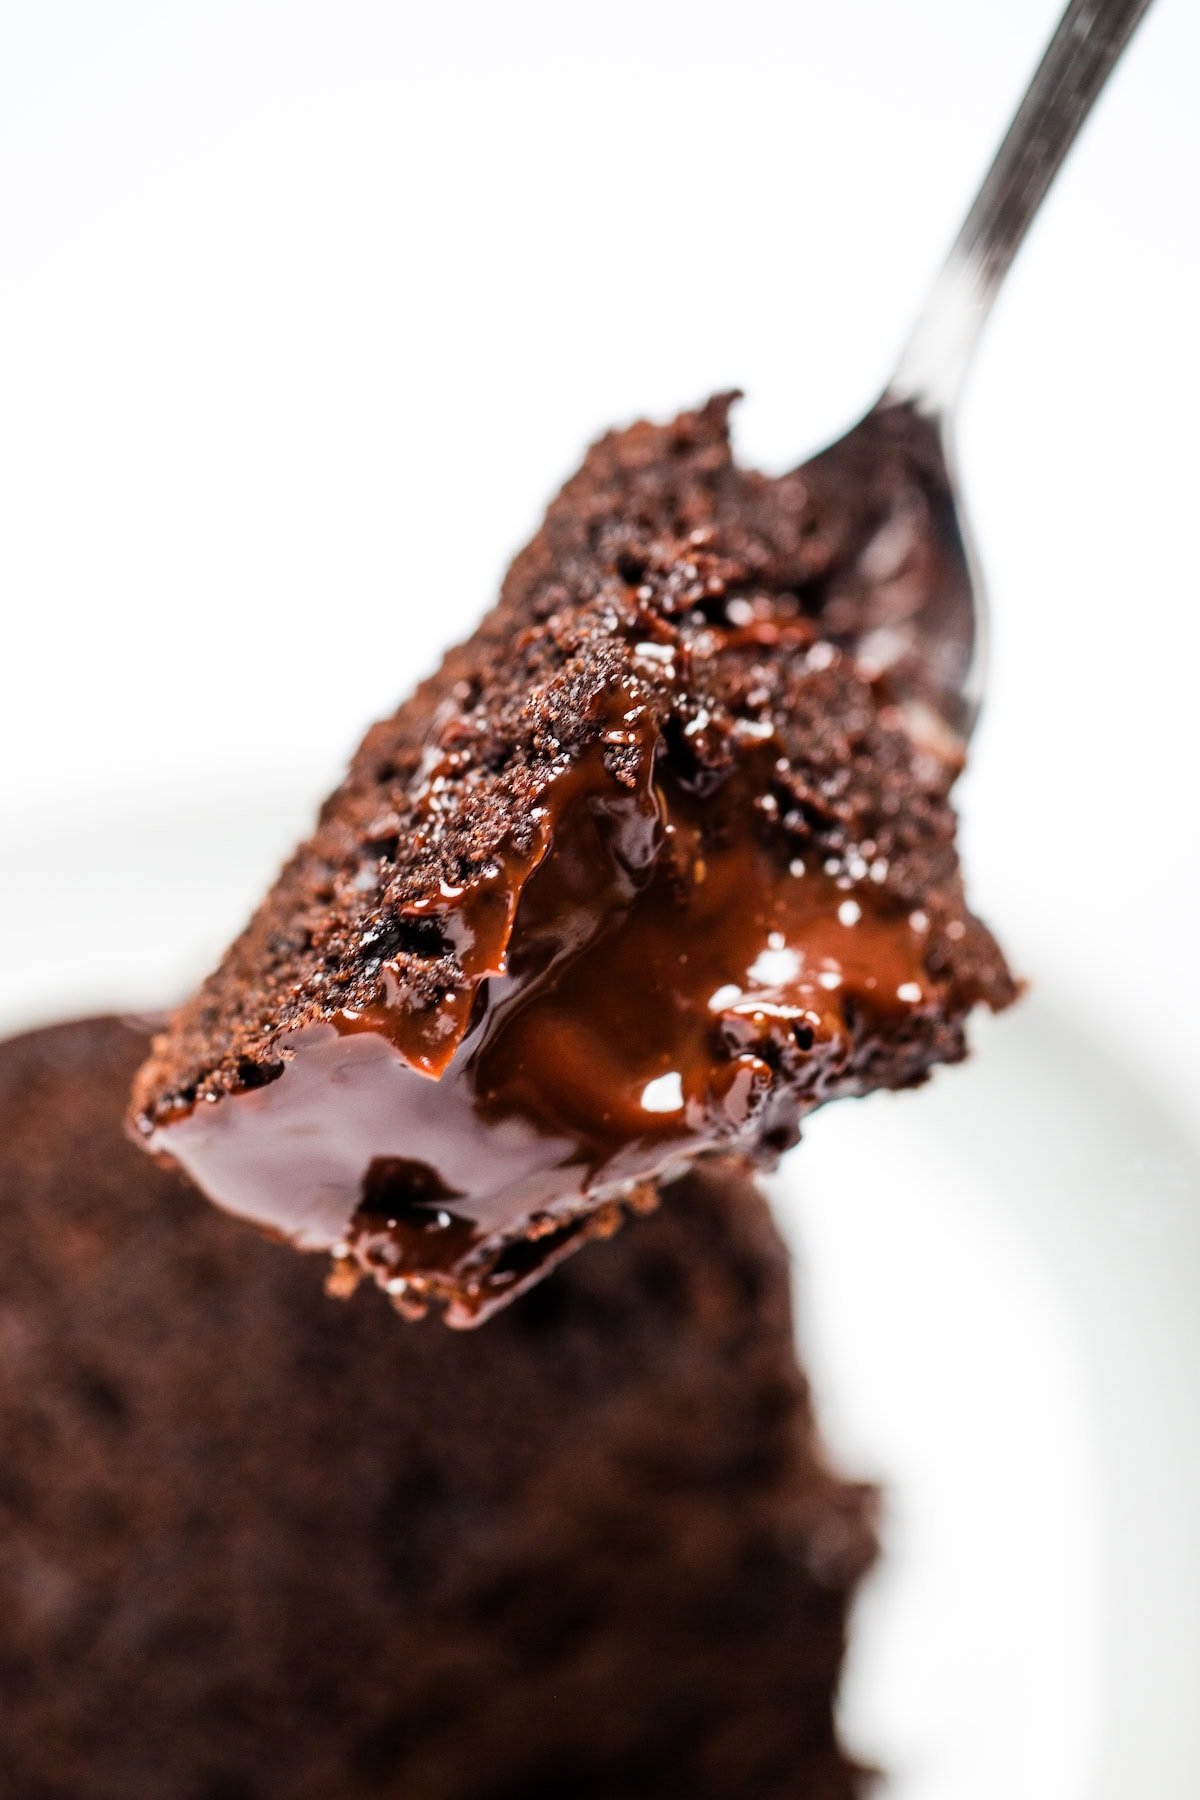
1 1016 877 1800
131 395 1014 1323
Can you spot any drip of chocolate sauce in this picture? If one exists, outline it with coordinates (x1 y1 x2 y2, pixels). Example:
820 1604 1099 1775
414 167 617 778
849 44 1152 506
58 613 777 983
153 706 936 1326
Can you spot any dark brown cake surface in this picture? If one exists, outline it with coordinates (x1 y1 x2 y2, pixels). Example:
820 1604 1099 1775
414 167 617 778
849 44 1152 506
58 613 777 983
2 1016 876 1800
132 395 1014 1320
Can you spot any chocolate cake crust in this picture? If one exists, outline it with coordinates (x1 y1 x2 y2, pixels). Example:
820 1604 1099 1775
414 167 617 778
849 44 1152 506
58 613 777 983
131 396 1014 1319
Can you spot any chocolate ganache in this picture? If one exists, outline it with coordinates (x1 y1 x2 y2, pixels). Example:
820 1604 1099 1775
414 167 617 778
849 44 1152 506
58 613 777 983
132 396 1014 1322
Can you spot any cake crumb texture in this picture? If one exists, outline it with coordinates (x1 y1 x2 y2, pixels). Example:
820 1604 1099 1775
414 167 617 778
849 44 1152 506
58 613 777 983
2 1017 877 1799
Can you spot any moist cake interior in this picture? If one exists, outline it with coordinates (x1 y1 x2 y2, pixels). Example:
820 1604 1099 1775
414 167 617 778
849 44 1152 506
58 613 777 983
2 1015 877 1800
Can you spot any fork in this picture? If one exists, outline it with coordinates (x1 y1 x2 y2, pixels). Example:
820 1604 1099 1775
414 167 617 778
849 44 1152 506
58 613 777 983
801 0 1154 751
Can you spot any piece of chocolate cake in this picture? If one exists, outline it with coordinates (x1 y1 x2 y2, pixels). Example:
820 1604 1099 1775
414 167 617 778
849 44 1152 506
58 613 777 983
1 1016 876 1800
131 395 1014 1323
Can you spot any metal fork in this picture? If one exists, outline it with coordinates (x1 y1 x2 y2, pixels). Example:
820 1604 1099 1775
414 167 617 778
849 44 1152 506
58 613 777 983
801 0 1154 751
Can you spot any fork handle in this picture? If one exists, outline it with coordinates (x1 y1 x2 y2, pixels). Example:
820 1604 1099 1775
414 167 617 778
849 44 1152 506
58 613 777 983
888 0 1154 415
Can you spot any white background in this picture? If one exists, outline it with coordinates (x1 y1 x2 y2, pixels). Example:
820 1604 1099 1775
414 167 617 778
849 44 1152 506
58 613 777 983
2 3 1198 1796
2 0 1197 1116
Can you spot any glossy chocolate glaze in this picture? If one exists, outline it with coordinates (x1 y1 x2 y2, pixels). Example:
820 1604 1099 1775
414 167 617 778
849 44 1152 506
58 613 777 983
136 398 1015 1320
153 698 944 1325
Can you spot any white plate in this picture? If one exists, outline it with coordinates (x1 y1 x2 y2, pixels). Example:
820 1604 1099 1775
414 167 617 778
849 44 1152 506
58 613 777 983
779 1002 1200 1798
4 806 1200 1798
